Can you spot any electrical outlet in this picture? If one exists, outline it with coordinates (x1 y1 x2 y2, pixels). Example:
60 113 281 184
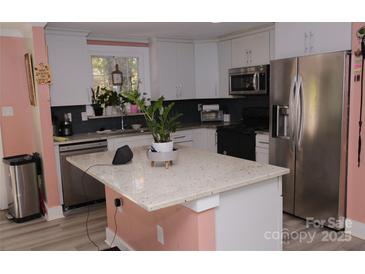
1 106 14 117
156 224 164 245
81 112 88 121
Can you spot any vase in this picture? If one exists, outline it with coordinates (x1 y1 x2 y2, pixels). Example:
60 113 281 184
152 141 174 152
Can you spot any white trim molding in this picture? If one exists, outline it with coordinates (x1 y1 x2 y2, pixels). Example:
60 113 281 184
184 194 220 213
105 227 133 251
44 204 64 221
346 218 365 240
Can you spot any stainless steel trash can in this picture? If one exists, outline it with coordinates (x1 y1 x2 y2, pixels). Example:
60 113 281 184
3 154 41 222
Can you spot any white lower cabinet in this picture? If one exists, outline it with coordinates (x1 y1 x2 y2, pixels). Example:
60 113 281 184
255 133 269 164
192 128 217 153
107 128 217 152
107 135 153 151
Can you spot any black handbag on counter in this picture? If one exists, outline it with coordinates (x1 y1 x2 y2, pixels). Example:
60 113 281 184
112 145 133 165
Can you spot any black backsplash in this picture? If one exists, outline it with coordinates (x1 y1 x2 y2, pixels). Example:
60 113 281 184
51 96 269 135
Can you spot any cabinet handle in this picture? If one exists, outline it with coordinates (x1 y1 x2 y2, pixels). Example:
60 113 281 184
309 31 314 52
304 32 308 53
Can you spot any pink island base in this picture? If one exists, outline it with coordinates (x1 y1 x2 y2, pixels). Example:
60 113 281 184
105 186 216 251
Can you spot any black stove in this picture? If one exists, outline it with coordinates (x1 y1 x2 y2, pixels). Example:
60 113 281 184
217 107 269 160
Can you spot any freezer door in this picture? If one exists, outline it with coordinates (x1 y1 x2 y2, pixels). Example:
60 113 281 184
269 58 297 214
295 52 348 228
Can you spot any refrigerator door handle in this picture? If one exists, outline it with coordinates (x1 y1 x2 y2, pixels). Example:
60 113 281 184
296 76 304 150
289 75 297 141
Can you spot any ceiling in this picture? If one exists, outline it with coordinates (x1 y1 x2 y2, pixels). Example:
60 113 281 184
45 22 272 40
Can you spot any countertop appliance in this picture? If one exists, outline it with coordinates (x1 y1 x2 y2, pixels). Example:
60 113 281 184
3 154 41 222
229 65 269 95
58 113 73 136
200 104 224 122
270 51 350 230
217 107 269 160
59 140 107 210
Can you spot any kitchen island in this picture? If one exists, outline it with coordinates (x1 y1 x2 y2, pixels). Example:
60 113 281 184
67 146 289 251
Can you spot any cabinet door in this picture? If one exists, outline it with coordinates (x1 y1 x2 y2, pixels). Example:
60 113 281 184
192 129 206 150
205 128 217 153
247 31 270 66
157 42 178 100
274 23 308 59
256 147 269 164
46 34 92 106
176 43 195 99
194 42 219 99
274 23 351 59
231 35 250 68
307 23 351 55
231 32 270 68
218 40 232 98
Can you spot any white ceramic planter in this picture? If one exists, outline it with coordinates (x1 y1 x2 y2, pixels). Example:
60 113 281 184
152 141 174 152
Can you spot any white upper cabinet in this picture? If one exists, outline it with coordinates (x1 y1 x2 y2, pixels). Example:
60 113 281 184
231 31 270 68
46 30 93 106
274 23 352 59
218 40 232 98
194 42 219 99
151 40 195 100
176 43 195 99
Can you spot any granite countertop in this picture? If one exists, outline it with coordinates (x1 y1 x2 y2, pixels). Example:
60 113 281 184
67 146 289 212
53 122 237 145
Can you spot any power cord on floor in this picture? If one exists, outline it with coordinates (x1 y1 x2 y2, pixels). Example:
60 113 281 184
110 206 118 247
80 163 114 251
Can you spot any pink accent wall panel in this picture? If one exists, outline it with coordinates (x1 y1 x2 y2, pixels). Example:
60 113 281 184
0 36 35 157
105 186 216 251
347 22 365 223
31 27 60 207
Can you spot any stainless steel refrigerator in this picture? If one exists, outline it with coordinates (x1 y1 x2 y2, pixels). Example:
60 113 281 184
269 51 350 230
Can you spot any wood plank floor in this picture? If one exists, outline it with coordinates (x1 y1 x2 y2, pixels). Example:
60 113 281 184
1 205 365 251
283 214 365 251
0 204 109 251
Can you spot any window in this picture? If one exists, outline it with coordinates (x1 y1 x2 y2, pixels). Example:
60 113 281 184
91 55 139 92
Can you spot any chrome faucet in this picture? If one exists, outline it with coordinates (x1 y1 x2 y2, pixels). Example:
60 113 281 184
120 104 126 131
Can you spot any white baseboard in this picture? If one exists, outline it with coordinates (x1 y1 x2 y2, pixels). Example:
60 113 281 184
45 204 64 221
346 218 365 240
105 227 134 251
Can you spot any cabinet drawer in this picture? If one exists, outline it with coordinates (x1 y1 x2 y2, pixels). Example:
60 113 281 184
256 133 269 149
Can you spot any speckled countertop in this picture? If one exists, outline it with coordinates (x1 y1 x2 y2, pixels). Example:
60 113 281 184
54 122 237 145
67 146 289 212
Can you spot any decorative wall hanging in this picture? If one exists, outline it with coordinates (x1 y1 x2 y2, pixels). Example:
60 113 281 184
34 63 52 85
111 63 123 86
24 53 36 106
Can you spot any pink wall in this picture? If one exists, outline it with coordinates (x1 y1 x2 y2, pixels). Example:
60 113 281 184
0 36 35 157
31 27 60 208
106 187 216 250
347 22 365 224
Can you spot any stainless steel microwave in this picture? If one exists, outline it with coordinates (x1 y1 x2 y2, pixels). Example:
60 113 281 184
229 65 269 95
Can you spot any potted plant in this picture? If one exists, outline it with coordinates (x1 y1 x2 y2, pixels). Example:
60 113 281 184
123 90 182 152
90 86 104 116
101 87 121 115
